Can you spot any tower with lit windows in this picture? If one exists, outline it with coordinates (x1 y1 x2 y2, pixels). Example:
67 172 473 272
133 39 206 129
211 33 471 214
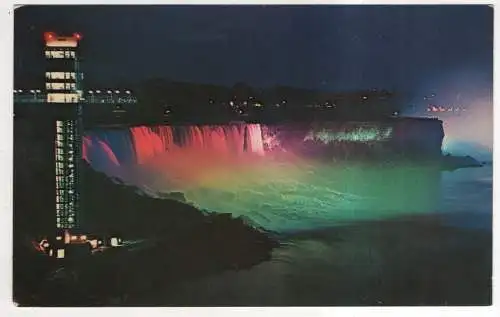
44 32 84 230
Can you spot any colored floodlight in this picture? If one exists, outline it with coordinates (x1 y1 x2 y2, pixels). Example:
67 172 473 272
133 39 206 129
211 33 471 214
44 32 55 42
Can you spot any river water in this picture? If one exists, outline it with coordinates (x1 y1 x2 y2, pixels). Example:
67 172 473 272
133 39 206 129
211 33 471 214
134 164 492 306
83 124 492 305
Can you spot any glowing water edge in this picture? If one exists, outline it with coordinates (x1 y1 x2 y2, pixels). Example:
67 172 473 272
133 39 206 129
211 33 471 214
84 124 441 233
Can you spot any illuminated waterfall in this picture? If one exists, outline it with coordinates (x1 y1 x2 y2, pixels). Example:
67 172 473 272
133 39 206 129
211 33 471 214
84 123 266 167
82 122 442 232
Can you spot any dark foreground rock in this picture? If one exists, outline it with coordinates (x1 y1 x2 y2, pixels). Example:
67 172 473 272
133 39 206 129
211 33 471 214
13 163 279 306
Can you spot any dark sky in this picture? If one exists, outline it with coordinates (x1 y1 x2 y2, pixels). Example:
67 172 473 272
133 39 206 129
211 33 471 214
14 5 493 92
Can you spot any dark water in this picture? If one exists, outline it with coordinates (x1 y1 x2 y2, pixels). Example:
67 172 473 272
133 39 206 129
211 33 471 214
135 165 492 306
439 165 492 231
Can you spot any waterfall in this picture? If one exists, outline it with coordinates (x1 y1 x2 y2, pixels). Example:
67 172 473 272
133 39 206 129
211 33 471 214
84 123 266 167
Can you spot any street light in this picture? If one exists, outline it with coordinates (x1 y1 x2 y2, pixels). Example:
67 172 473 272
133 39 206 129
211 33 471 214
125 90 131 94
107 90 113 102
88 90 94 103
115 90 120 94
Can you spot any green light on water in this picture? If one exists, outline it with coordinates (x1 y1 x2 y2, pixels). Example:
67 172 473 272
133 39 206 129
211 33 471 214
175 161 442 233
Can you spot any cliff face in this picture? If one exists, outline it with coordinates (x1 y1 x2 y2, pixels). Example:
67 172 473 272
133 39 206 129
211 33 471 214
391 118 444 159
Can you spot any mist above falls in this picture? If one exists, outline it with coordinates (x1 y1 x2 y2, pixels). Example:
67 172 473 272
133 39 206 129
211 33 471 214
406 68 493 161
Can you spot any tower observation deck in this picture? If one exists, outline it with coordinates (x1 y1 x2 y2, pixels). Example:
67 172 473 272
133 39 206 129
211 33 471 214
14 32 136 257
45 32 83 230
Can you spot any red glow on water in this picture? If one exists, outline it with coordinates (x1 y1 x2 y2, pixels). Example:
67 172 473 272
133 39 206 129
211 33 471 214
130 127 174 165
82 124 270 190
128 125 264 165
98 139 120 166
82 136 92 163
83 135 120 166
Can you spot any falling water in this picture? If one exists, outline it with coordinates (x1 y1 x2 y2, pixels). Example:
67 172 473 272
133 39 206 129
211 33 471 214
82 122 444 232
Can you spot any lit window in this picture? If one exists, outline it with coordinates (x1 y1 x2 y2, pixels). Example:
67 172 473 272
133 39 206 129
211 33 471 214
50 50 65 58
57 249 65 259
47 82 66 90
64 72 76 80
46 72 65 79
47 93 79 103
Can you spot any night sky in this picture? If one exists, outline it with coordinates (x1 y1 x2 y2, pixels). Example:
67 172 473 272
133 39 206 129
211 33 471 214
14 5 493 94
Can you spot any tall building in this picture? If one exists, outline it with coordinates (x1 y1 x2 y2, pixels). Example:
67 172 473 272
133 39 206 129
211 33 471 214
44 32 83 230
